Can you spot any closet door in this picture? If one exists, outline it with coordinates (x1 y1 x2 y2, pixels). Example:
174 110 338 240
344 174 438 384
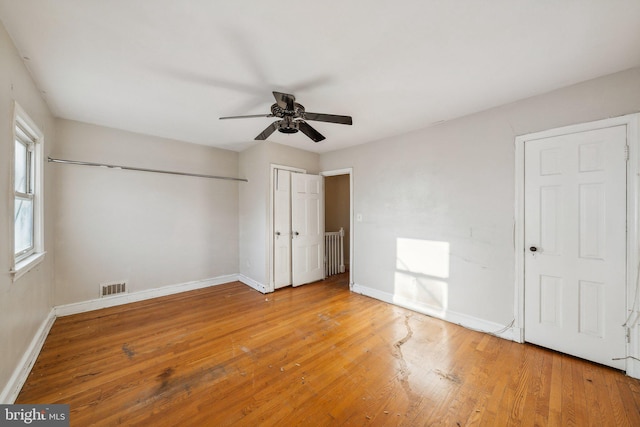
274 169 292 289
291 173 324 286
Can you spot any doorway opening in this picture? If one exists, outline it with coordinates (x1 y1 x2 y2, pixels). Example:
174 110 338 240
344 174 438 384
321 168 353 289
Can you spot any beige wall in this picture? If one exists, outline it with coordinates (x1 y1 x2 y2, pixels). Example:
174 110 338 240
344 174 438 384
53 119 240 305
0 22 57 400
320 67 640 327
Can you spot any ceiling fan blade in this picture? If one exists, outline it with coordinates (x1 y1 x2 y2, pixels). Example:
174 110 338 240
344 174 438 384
298 121 325 142
255 121 280 140
303 112 353 125
272 91 296 111
219 114 274 120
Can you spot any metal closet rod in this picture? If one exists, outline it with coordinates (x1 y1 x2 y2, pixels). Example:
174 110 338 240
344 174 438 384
47 157 248 182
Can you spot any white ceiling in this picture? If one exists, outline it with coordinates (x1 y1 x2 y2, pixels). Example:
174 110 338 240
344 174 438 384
1 1 639 153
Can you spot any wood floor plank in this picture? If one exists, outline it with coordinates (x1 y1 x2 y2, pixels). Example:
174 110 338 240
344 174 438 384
16 273 640 426
547 353 563 425
560 353 578 427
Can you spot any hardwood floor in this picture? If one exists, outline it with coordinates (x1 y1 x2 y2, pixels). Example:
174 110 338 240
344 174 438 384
17 274 640 426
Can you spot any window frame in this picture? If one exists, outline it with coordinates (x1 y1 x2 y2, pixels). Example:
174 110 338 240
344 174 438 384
14 124 36 261
11 102 45 281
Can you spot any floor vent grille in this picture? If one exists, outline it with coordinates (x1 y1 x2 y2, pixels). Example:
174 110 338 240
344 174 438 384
101 281 128 297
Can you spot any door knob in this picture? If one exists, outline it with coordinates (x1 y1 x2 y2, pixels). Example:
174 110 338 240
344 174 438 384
294 231 299 236
275 231 281 236
530 246 538 252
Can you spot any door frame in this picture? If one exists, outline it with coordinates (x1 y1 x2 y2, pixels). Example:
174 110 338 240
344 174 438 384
320 168 354 288
269 164 306 293
514 113 640 378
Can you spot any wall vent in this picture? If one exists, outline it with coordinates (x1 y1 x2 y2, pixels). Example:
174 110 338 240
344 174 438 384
100 281 128 298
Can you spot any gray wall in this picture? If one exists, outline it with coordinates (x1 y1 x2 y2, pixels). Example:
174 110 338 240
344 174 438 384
320 67 640 326
0 22 57 399
239 141 319 288
53 119 240 305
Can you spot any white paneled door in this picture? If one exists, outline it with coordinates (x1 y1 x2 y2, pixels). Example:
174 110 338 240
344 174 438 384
291 173 324 286
524 125 627 369
274 169 292 289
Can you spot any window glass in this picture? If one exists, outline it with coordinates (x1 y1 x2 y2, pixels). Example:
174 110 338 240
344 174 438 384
15 140 27 193
15 197 33 255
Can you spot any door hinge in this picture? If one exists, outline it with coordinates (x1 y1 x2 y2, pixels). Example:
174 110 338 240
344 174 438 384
625 144 630 161
626 327 631 343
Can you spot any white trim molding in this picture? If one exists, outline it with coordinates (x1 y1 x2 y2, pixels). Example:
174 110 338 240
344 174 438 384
11 251 46 282
55 274 239 317
351 282 518 341
514 113 640 379
0 309 56 404
238 275 267 293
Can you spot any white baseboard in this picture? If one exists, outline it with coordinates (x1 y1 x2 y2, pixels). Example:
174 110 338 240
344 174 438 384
351 282 518 342
1 309 56 404
55 274 239 317
238 275 267 293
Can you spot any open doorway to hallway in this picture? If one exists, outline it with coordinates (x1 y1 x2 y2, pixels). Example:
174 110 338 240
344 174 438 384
323 172 351 283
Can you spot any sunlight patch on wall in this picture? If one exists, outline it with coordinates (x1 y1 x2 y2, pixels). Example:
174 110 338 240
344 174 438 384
394 238 450 313
396 238 450 278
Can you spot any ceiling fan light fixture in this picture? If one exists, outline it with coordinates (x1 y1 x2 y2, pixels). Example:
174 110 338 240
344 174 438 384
277 119 299 134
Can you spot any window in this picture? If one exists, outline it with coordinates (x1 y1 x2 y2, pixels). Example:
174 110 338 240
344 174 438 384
11 103 45 280
14 123 36 260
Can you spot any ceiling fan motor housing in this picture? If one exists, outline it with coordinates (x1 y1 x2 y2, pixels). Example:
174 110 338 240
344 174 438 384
270 102 305 118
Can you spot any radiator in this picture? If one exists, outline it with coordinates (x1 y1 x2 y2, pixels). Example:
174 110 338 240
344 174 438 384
325 227 345 277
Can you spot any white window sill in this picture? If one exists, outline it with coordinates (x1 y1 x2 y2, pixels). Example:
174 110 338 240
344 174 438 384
11 251 46 282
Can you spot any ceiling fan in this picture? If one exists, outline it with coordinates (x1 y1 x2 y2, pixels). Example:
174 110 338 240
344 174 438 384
219 91 352 142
